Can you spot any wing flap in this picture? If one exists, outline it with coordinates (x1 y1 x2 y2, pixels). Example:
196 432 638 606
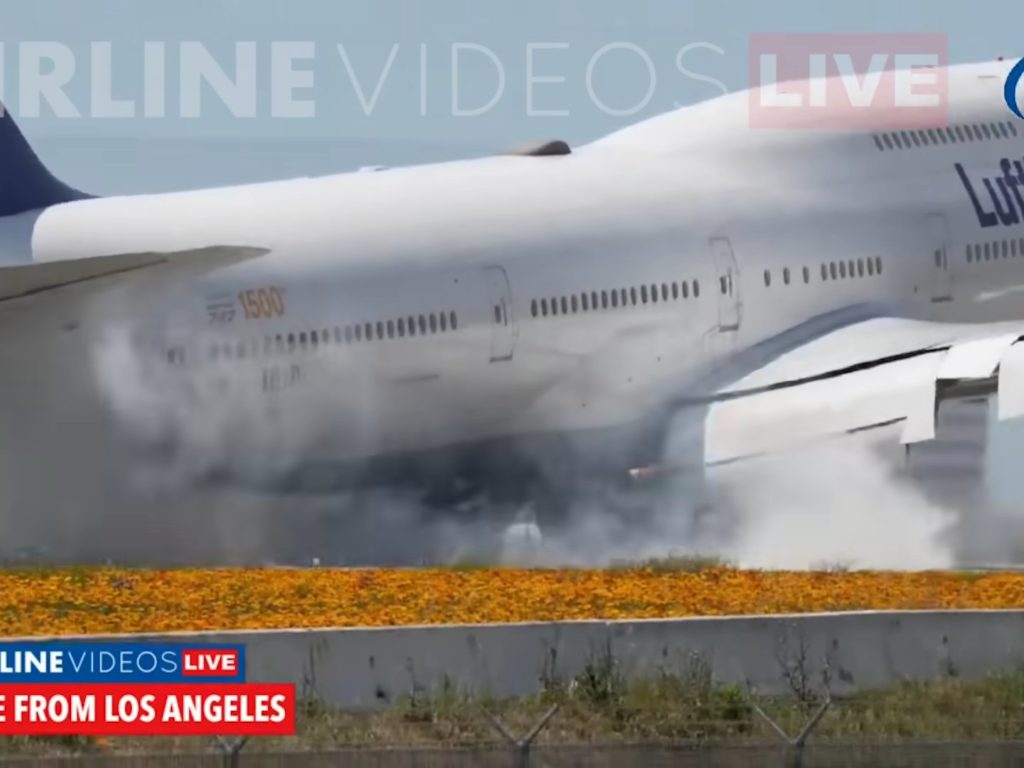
703 318 1024 466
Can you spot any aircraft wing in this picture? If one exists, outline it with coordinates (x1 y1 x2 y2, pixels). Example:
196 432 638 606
0 245 268 306
699 317 1024 466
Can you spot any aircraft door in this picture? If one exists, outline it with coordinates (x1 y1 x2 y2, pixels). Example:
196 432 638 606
709 237 741 331
481 265 517 362
927 213 952 303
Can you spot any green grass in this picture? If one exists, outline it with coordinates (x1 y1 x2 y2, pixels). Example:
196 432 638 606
6 664 1024 757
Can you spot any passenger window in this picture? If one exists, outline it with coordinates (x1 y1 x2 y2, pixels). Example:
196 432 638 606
954 126 966 142
982 124 992 139
693 280 700 298
651 284 659 303
857 259 864 277
571 295 578 313
682 281 689 299
550 297 559 316
406 318 416 337
276 334 285 352
966 244 973 263
994 123 1007 138
1004 240 1010 259
867 258 874 276
397 318 405 337
671 282 679 300
830 262 838 280
310 330 319 347
611 290 619 308
345 327 353 343
927 129 938 144
876 257 883 274
720 276 728 294
764 269 771 287
821 263 828 281
619 288 627 306
591 291 599 309
287 333 296 350
891 133 903 148
640 285 648 304
803 266 810 284
882 134 894 149
902 131 914 147
439 313 447 332
450 311 458 330
531 300 538 318
540 299 548 316
354 326 362 343
1014 240 1020 258
581 293 589 311
557 297 565 314
418 316 427 335
1009 122 1018 137
630 287 638 305
601 290 609 308
873 135 884 151
428 314 436 333
783 267 790 285
936 129 948 144
839 261 846 278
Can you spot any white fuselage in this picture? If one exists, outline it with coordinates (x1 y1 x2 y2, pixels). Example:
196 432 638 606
4 60 1024 473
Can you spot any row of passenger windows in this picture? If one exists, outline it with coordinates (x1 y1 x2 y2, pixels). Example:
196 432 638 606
529 280 701 318
873 121 1019 152
763 256 885 287
966 237 1024 263
200 310 460 363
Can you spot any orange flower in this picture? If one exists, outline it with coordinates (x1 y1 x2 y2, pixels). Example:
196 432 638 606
1 567 1022 637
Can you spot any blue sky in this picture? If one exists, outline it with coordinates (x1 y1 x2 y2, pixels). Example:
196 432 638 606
3 0 1022 144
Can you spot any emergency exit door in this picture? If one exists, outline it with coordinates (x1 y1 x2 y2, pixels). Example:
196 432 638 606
481 265 517 362
709 237 741 331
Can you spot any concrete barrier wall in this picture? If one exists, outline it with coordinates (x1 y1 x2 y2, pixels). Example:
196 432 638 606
27 611 1024 709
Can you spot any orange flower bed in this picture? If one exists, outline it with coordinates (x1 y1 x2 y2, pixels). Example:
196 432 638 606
1 567 1022 637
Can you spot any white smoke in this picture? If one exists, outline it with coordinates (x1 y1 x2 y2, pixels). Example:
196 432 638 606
5 299 1024 571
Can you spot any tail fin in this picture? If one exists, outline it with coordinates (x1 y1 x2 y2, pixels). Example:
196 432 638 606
0 105 92 218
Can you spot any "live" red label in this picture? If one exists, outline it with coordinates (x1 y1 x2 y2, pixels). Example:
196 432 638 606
181 649 239 677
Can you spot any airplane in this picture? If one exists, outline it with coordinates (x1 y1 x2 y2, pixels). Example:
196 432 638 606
2 58 1024 535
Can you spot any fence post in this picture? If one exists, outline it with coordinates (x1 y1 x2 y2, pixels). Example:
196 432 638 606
214 736 250 768
483 704 560 768
750 696 831 768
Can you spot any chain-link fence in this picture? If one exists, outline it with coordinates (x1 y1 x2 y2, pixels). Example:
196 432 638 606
5 742 1024 768
5 697 1024 767
6 655 1024 767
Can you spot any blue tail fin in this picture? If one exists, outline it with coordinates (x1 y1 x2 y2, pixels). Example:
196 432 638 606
0 105 92 217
